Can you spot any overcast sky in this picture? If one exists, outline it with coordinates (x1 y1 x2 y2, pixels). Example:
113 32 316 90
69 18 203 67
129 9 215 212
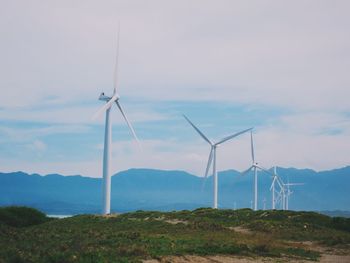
0 0 349 177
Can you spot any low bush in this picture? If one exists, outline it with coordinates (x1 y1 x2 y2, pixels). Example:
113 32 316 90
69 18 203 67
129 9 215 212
0 206 51 227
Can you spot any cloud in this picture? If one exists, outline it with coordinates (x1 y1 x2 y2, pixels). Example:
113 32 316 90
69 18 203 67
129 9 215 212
0 124 91 143
0 101 168 125
0 1 349 175
1 1 349 111
27 140 47 153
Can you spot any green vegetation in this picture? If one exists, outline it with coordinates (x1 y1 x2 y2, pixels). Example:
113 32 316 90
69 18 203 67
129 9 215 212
0 207 349 262
0 206 52 227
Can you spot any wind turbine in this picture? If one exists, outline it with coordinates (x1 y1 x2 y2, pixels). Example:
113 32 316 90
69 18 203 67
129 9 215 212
275 189 285 210
275 173 288 210
183 115 252 209
271 170 303 210
283 180 304 210
270 166 284 210
92 28 139 215
241 130 270 211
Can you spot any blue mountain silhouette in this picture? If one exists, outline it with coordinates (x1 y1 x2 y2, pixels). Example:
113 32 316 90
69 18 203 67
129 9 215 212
1 166 349 215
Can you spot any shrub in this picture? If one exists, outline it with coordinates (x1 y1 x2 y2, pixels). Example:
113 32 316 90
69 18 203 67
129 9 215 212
331 217 350 232
0 206 51 227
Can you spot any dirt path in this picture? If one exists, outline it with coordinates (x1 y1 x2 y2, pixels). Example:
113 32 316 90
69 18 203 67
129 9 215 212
143 255 278 263
303 242 350 263
319 254 350 263
144 252 350 263
229 226 253 235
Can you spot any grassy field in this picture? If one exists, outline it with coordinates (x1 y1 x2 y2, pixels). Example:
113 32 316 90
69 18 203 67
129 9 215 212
0 207 349 263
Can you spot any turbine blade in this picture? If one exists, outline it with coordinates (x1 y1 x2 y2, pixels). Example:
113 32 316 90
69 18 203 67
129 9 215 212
256 165 273 175
270 176 277 191
204 147 214 179
113 24 120 95
241 166 253 176
201 147 214 191
250 130 255 164
215 127 253 145
115 101 140 146
276 191 282 201
276 176 284 190
183 114 212 145
92 95 117 120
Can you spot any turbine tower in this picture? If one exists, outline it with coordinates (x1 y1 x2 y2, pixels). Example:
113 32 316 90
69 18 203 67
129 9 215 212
183 115 252 209
92 28 139 215
271 166 277 209
241 130 270 211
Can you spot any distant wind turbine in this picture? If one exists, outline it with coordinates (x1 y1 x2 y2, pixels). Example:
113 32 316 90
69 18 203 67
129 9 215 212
183 115 252 209
92 27 139 215
271 171 304 210
283 180 304 210
270 166 284 210
263 197 266 210
241 130 270 211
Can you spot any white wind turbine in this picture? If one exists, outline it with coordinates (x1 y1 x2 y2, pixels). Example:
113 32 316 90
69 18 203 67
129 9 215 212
241 130 270 211
283 180 304 210
92 29 139 215
271 170 304 210
274 172 289 210
270 166 285 210
183 115 252 209
275 189 285 210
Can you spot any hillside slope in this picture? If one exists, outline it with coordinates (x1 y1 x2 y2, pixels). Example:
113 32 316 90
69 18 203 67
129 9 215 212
0 207 349 263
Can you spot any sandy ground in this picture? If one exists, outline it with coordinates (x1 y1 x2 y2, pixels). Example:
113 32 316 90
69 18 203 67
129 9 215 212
305 242 350 263
143 255 281 263
319 254 350 263
143 242 350 263
230 226 253 235
143 253 350 262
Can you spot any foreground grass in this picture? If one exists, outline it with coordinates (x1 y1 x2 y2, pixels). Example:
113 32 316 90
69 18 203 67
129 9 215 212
0 207 349 262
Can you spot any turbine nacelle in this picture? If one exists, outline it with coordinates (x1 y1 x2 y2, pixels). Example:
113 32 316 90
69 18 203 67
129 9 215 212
99 92 120 102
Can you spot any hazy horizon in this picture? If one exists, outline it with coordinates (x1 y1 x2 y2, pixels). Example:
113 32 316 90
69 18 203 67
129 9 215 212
2 164 349 179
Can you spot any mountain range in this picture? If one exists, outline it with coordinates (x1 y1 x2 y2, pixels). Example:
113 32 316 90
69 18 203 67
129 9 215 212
1 166 349 215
